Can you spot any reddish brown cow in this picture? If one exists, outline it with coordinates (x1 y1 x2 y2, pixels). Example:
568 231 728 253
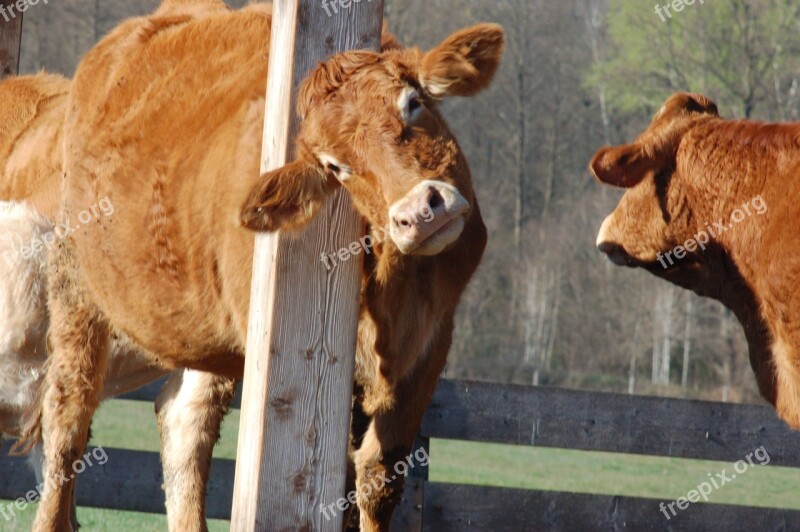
32 1 504 531
0 73 174 529
592 92 800 429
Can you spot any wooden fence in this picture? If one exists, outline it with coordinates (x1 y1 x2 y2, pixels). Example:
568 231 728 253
4 378 800 530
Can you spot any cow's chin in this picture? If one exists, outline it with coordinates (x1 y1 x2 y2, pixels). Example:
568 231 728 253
597 241 668 270
597 241 643 267
394 216 466 256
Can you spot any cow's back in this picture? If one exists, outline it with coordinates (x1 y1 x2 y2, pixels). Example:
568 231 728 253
63 2 272 365
0 74 68 219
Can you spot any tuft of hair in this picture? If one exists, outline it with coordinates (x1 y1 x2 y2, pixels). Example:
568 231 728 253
296 51 381 120
296 24 404 120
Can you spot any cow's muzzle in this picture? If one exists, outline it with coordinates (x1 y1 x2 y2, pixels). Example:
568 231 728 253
389 180 469 255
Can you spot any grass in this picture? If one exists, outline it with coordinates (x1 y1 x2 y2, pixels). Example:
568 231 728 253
4 398 800 530
429 439 800 511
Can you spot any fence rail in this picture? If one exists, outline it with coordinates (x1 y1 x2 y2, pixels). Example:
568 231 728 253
422 379 800 466
3 378 800 530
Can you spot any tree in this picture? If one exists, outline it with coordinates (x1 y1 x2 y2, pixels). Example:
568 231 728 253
587 0 800 121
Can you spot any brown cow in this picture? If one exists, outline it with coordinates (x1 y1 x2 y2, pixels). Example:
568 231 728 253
0 74 168 445
0 73 174 529
591 92 800 429
32 2 504 531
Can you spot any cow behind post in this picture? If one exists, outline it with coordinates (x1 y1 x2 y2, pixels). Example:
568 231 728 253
592 91 800 428
31 2 504 530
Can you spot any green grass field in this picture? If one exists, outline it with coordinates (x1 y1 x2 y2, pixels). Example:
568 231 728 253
4 398 800 530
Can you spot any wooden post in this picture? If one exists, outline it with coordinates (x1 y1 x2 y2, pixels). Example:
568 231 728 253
231 1 384 530
0 0 22 78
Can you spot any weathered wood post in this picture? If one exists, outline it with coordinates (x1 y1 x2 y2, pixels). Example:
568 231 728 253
0 0 22 78
231 0 384 530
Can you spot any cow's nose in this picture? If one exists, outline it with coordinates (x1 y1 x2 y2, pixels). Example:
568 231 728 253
392 186 445 232
389 180 469 255
597 241 633 266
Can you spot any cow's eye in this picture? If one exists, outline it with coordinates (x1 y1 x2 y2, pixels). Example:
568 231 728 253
319 155 352 182
329 164 351 182
406 96 424 122
399 87 425 124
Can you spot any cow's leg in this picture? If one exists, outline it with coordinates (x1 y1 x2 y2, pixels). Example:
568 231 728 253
28 442 79 530
344 385 370 530
33 246 109 532
355 332 450 532
155 368 236 532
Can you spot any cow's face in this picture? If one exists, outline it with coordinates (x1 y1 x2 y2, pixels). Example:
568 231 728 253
240 24 504 256
591 93 720 271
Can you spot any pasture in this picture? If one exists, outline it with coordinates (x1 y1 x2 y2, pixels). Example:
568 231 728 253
4 398 800 530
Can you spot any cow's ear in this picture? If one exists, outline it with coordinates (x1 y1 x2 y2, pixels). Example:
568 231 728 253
240 160 335 232
420 23 505 98
661 92 719 118
590 143 660 189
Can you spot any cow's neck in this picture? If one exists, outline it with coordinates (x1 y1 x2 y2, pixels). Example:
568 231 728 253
652 243 777 406
360 205 486 383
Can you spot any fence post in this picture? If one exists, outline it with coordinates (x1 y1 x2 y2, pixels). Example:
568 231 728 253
0 0 22 78
231 1 384 530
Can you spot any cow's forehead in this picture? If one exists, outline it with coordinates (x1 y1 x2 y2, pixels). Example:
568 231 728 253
298 51 421 120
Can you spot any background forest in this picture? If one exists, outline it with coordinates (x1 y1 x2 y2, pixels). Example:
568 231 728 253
18 0 800 406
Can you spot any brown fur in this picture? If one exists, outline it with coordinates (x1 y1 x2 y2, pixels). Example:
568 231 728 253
34 1 503 530
592 91 800 428
0 73 68 218
0 73 69 455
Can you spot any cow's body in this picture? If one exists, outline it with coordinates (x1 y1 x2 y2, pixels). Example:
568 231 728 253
0 75 64 435
32 2 503 530
0 74 170 531
593 92 800 429
0 75 166 443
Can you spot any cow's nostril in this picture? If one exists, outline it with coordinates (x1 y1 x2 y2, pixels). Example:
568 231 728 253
428 189 444 210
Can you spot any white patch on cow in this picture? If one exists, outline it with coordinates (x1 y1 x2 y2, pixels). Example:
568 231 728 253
161 369 211 457
318 153 352 183
420 75 451 99
0 201 52 429
771 335 800 427
596 214 614 247
397 86 423 123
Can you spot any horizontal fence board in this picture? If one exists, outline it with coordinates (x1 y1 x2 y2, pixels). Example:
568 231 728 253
119 377 243 410
0 442 234 520
40 377 800 527
422 483 800 532
120 378 800 465
422 380 800 467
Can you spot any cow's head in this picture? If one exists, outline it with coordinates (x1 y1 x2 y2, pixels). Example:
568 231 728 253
240 24 504 256
591 93 722 274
